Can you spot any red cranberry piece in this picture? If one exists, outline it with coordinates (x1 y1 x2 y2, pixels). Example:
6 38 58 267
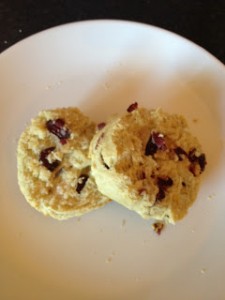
189 164 198 176
76 174 89 194
97 122 106 130
127 102 138 112
138 188 146 195
198 153 206 172
140 171 146 180
157 177 173 187
145 132 166 156
152 222 164 235
145 138 158 155
188 148 198 163
60 139 67 145
174 147 187 161
39 147 60 171
155 176 173 202
152 132 167 150
188 149 206 173
156 187 165 202
46 118 70 144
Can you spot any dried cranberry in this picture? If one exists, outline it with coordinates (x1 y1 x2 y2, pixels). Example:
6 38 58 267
155 176 173 202
188 148 198 162
145 132 166 156
39 147 60 171
152 222 164 235
138 188 146 195
152 132 167 150
127 102 138 112
60 139 67 145
188 149 206 173
145 138 158 155
46 118 70 144
140 171 146 180
174 147 187 161
76 174 89 194
97 122 106 130
156 187 165 202
198 153 206 172
189 164 198 176
157 177 173 187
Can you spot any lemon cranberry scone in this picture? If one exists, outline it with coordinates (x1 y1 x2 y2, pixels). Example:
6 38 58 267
17 107 110 220
89 103 206 224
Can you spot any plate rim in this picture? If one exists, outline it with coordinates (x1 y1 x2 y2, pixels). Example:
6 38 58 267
0 19 224 71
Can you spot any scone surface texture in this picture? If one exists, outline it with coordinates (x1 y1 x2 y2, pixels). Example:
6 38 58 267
90 107 206 223
17 107 110 220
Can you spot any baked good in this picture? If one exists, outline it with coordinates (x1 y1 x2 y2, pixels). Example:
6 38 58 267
17 107 110 220
89 104 206 223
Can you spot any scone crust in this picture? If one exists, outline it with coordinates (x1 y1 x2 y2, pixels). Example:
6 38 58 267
90 108 206 223
17 107 110 220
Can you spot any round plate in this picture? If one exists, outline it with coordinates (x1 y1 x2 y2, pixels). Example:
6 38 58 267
0 20 225 300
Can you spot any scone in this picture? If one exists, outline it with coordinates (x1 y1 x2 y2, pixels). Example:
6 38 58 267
89 103 206 224
17 107 110 220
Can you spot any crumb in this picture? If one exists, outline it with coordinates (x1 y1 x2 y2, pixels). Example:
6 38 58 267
18 29 22 33
105 256 113 263
45 81 63 90
200 268 207 274
207 193 215 200
192 118 198 123
121 219 126 228
3 40 8 44
45 85 51 90
105 251 116 263
152 222 165 235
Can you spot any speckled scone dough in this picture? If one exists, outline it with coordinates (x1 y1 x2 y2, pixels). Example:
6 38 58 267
17 107 110 220
90 106 206 224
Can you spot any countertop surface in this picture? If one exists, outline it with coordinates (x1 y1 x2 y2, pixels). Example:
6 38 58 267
0 0 224 63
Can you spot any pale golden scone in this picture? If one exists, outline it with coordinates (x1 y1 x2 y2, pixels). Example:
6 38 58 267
17 107 110 220
89 104 207 224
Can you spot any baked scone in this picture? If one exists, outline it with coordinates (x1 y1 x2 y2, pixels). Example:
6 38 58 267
17 107 110 220
89 104 206 224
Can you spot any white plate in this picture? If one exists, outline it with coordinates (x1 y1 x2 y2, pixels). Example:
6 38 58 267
0 20 225 300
